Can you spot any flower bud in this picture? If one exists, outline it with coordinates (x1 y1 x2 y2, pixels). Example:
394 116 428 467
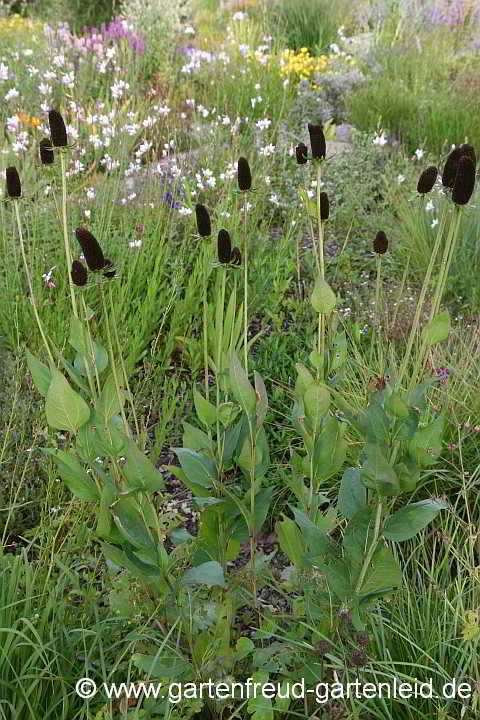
459 143 476 168
195 203 211 237
237 156 251 191
308 123 326 160
75 228 105 271
71 260 88 286
373 230 388 254
39 138 54 165
320 191 329 220
5 166 21 198
48 109 68 147
442 146 463 189
417 166 438 194
217 229 232 264
452 155 475 205
295 142 308 164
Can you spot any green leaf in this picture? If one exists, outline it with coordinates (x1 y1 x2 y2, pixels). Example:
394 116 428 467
323 559 351 601
193 388 217 427
338 468 366 520
303 382 330 431
45 369 90 432
42 448 99 501
217 402 240 428
298 188 319 219
276 515 305 568
181 560 225 587
26 350 52 396
74 342 108 377
361 443 399 497
229 350 256 419
123 437 165 492
172 447 216 488
312 416 346 482
182 421 213 452
132 653 193 679
95 372 125 425
358 543 402 596
423 310 450 345
294 362 315 400
408 415 444 467
254 372 268 429
383 499 448 542
248 671 273 720
289 506 336 557
311 277 336 314
111 496 155 550
236 637 255 660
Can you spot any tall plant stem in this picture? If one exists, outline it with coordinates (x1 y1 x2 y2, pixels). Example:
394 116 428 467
397 204 449 387
216 268 227 461
14 202 54 366
79 295 98 401
354 501 383 596
370 254 383 370
315 161 325 381
108 284 140 439
59 150 78 319
99 284 130 437
203 242 210 402
249 425 258 615
243 200 248 375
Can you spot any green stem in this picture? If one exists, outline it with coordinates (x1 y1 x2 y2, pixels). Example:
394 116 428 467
315 162 325 282
79 295 98 401
203 242 210 402
99 284 130 437
243 199 248 376
59 150 78 318
14 202 55 366
354 500 383 596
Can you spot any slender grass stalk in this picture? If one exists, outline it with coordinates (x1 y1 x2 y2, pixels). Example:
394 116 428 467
79 295 98 401
59 150 78 318
370 253 384 371
13 202 54 366
315 161 325 381
354 500 383 595
203 251 210 402
99 284 130 437
243 200 248 375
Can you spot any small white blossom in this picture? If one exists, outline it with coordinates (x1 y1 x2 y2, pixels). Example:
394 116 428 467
178 206 193 216
431 218 439 228
397 174 405 184
5 87 19 101
414 148 425 160
256 118 271 131
425 200 435 212
373 132 387 147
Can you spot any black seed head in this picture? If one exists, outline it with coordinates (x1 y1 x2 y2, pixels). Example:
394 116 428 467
230 246 242 265
459 143 476 168
48 109 68 147
195 203 211 237
355 631 370 647
442 147 464 189
295 142 308 165
71 260 88 286
102 258 116 278
217 229 232 264
417 165 438 194
320 191 329 220
308 123 326 160
39 138 54 165
452 155 476 205
349 648 368 668
237 156 252 191
5 166 21 198
373 230 388 254
74 228 105 271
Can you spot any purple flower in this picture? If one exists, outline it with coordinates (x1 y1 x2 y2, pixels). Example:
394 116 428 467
163 192 180 209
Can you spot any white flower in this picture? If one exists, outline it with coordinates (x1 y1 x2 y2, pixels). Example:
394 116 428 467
425 200 435 212
178 206 193 216
220 211 231 218
111 80 129 99
239 44 250 57
256 118 271 131
86 187 95 200
431 218 439 228
23 49 33 57
283 78 289 87
373 132 387 147
38 83 52 95
397 174 405 184
0 63 9 81
5 87 19 101
414 148 425 160
184 25 195 34
269 194 280 205
264 175 271 185
232 11 247 20
62 71 75 87
43 71 56 81
259 144 275 156
84 209 91 219
52 55 65 67
105 46 116 59
129 239 142 248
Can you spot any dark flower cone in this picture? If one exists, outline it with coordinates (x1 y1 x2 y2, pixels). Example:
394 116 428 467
308 123 326 160
5 166 21 198
320 191 329 220
102 258 116 278
295 142 308 165
195 203 211 237
417 166 438 194
48 109 68 147
452 155 476 205
230 246 242 265
442 147 464 189
71 260 88 286
39 138 54 165
217 229 232 264
75 228 105 271
459 143 476 168
373 230 388 254
237 156 252 191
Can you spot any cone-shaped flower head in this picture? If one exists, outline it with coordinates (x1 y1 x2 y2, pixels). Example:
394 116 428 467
71 260 88 286
237 156 252 191
48 109 68 147
373 230 388 254
459 143 476 168
39 138 54 165
217 229 232 264
308 123 326 160
75 228 105 271
452 156 476 205
417 166 438 194
295 142 308 165
442 147 464 189
195 203 211 237
320 191 329 220
5 166 21 198
230 246 242 265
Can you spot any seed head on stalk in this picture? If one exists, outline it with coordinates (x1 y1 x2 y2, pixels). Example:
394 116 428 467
48 110 68 148
308 123 326 161
237 156 252 191
417 166 438 194
5 167 21 198
373 230 388 254
75 228 106 271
